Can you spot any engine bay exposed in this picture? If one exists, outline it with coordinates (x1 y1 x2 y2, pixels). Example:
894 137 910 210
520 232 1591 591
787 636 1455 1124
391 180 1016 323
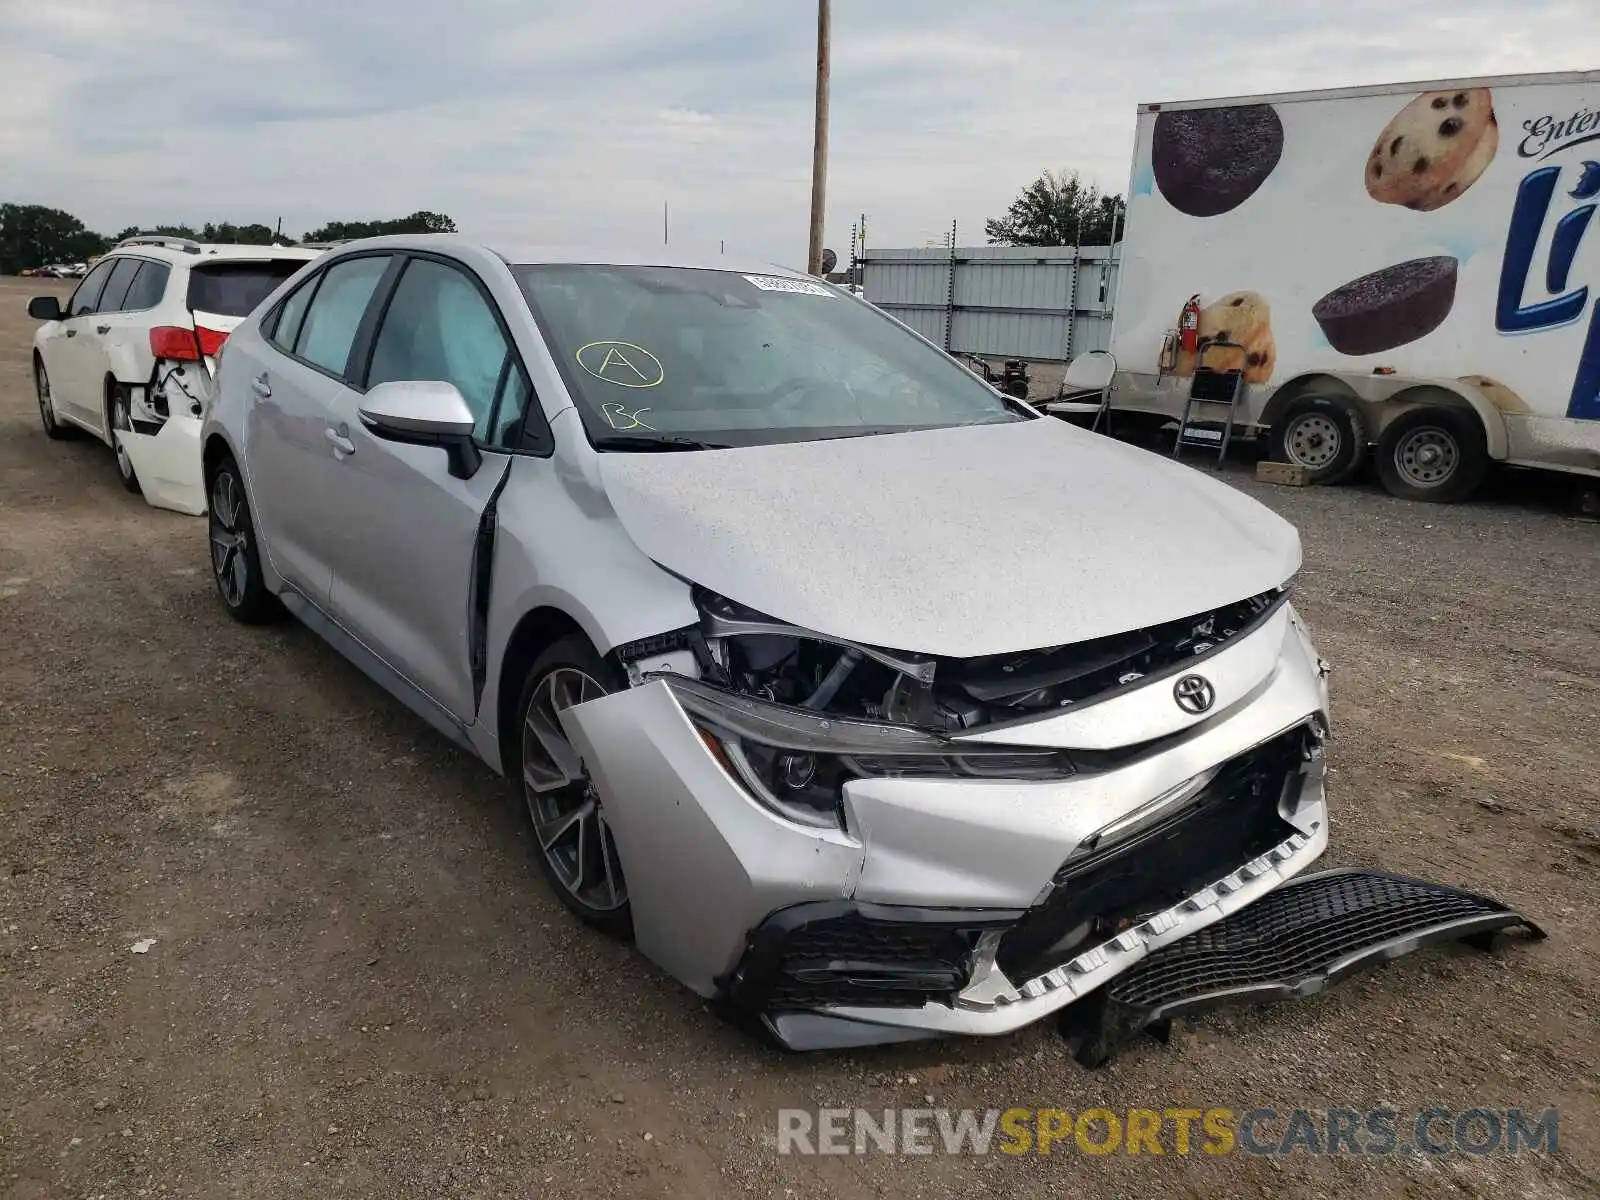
639 584 1288 735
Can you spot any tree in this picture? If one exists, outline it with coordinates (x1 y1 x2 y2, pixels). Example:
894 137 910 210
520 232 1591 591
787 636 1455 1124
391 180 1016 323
0 204 110 272
984 169 1125 247
301 210 457 243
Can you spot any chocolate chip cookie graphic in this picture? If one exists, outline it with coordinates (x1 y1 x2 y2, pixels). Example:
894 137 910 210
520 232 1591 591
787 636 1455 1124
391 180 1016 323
1153 104 1284 217
1366 89 1499 211
1313 257 1458 356
1176 291 1277 383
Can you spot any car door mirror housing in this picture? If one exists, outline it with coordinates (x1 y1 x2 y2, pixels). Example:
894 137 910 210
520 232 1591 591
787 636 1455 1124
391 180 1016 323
27 296 64 321
358 380 482 479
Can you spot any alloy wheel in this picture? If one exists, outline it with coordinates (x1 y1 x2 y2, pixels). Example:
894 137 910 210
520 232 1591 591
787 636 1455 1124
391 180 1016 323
111 392 135 481
35 363 56 432
209 470 250 607
521 667 627 912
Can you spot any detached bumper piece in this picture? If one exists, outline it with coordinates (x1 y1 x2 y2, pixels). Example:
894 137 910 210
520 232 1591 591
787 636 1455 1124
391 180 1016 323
1060 868 1546 1068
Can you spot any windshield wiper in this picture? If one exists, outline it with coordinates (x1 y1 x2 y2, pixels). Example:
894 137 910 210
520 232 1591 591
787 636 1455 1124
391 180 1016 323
590 433 732 452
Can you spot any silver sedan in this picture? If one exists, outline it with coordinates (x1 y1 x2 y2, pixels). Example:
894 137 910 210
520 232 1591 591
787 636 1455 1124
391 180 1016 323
201 235 1331 1050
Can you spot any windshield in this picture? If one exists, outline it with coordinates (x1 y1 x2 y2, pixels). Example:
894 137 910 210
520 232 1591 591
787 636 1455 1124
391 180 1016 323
513 265 1027 448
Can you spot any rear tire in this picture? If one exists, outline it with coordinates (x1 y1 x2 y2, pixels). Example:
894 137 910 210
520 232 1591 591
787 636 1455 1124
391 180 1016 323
513 635 633 938
108 383 141 495
35 357 76 440
206 452 284 624
1269 396 1367 485
1375 406 1489 504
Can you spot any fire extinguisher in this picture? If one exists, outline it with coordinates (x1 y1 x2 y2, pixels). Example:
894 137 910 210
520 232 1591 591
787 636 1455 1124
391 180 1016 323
1179 294 1202 355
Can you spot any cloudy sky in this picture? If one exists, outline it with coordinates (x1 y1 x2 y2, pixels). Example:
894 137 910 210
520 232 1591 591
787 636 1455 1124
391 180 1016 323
4 1 1597 265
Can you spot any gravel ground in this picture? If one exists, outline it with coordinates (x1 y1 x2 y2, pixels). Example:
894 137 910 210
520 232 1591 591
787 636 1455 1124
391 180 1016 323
2 276 1597 1199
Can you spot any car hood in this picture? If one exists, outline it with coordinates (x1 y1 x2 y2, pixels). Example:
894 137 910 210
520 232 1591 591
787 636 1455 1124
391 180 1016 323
595 419 1301 658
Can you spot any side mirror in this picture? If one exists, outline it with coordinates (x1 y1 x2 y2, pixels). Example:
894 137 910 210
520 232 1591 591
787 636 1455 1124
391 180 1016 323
358 380 482 479
27 296 64 321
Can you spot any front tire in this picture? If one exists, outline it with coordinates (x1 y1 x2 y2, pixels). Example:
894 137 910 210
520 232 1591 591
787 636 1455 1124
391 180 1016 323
1269 396 1367 485
35 357 76 440
514 636 632 937
1375 406 1489 504
206 453 283 624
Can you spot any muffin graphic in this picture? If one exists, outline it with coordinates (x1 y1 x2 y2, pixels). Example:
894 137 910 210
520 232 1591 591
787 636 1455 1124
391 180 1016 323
1366 89 1499 212
1313 257 1459 355
1153 104 1284 218
1175 291 1277 384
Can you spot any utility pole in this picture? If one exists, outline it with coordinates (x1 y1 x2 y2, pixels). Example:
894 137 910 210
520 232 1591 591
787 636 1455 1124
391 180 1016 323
663 201 669 246
806 0 831 276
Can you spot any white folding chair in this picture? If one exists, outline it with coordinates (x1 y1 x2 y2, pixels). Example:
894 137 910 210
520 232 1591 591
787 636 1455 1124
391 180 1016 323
1045 351 1117 432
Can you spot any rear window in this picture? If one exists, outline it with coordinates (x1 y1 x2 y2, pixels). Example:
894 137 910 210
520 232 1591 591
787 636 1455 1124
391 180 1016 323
186 260 309 317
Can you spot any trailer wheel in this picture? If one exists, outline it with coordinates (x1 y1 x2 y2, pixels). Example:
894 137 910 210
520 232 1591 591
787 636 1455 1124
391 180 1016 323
1375 406 1489 504
1269 396 1367 485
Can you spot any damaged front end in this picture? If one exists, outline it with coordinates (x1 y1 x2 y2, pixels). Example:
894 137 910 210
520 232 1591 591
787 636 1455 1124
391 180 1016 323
564 585 1540 1062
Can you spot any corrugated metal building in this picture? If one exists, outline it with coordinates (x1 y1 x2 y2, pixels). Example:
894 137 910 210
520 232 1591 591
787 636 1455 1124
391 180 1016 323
859 244 1119 364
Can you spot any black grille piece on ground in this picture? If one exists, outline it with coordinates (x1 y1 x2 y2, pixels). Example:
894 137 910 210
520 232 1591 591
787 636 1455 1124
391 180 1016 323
995 725 1310 983
1061 868 1545 1068
721 902 1021 1014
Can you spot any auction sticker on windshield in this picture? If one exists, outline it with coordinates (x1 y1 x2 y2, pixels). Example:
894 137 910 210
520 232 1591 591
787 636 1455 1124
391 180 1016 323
743 275 836 297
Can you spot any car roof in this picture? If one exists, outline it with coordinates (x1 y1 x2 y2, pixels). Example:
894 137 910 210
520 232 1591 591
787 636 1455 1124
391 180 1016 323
311 233 810 279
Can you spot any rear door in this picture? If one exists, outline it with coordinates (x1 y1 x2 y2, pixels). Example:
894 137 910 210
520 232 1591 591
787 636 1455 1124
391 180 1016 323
83 257 168 422
321 253 536 722
241 253 395 604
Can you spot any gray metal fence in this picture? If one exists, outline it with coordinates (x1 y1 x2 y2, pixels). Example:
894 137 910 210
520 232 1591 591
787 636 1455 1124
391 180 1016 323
860 244 1119 363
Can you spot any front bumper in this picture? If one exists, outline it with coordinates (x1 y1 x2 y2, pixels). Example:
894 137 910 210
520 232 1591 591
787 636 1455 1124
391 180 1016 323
564 604 1333 1045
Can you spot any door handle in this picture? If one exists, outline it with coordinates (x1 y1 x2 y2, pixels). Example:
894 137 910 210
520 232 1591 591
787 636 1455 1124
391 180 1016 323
96 324 111 335
65 329 77 338
325 427 356 456
250 374 271 399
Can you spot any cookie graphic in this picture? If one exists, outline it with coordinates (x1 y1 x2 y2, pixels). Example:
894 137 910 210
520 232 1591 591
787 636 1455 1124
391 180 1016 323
1153 104 1284 217
1313 257 1458 356
1366 89 1499 211
1176 291 1277 384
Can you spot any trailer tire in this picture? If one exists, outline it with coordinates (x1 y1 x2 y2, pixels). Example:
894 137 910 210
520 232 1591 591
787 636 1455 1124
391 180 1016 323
1375 406 1489 504
1269 396 1367 485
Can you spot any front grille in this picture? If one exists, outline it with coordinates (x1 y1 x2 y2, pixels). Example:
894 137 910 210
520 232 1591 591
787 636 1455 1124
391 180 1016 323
724 904 1016 1011
995 726 1310 982
1108 870 1534 1010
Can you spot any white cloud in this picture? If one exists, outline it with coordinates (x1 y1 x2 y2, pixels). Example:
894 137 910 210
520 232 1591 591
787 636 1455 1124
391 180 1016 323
1 0 1597 264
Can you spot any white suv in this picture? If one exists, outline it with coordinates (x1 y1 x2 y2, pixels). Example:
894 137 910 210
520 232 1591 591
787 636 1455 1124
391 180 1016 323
28 235 322 514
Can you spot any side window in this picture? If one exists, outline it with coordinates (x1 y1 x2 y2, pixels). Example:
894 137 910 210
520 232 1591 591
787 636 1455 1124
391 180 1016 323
98 258 143 313
67 259 117 317
492 363 534 449
366 258 514 443
293 255 390 375
118 262 170 313
268 276 319 354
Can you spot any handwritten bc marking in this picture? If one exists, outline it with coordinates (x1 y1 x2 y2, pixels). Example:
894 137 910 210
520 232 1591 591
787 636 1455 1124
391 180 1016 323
575 341 664 389
601 403 654 431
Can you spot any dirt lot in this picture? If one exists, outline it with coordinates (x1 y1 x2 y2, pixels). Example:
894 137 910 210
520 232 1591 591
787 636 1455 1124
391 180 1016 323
2 274 1597 1199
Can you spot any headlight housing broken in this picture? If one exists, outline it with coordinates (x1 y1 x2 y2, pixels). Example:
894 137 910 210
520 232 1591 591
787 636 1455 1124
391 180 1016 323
659 674 1075 831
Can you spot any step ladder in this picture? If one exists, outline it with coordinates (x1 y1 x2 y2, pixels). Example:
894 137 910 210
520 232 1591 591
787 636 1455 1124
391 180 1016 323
1172 338 1246 467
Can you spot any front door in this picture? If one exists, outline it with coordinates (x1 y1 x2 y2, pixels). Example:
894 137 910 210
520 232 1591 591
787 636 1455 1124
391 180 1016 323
322 254 534 723
241 253 394 604
38 257 117 426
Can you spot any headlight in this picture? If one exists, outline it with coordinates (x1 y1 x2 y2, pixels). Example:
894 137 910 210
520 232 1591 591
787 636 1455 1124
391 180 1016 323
659 675 1075 831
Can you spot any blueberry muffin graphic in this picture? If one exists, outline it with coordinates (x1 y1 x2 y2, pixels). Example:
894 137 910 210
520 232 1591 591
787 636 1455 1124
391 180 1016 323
1366 89 1499 211
1176 291 1277 384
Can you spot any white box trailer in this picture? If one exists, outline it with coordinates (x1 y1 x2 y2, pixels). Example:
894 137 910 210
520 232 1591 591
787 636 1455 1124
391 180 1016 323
1104 69 1600 501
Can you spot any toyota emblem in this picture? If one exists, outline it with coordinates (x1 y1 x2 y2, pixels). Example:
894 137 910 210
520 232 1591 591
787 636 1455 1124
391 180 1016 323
1173 674 1216 715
